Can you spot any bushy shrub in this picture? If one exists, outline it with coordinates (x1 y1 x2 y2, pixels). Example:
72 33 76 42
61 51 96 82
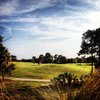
51 72 88 90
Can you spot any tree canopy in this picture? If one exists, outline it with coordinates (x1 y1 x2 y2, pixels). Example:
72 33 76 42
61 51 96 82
78 28 100 69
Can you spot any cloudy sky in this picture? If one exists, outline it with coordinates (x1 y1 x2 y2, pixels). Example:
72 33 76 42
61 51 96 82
0 0 100 59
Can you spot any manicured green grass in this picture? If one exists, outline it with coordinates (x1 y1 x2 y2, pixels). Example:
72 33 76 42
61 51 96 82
12 62 91 79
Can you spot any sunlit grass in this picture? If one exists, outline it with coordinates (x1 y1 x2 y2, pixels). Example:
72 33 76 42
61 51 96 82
12 62 91 79
13 81 47 88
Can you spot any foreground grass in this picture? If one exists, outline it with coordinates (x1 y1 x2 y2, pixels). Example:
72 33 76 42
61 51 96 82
0 78 78 100
12 62 91 79
75 72 100 100
0 81 70 100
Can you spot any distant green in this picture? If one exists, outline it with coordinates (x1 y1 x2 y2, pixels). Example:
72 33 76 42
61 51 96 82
12 62 91 79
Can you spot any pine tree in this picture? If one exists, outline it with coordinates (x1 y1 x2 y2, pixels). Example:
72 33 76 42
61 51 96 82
0 35 15 81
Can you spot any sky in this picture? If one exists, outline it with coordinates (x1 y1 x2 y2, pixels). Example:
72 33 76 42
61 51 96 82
0 0 100 59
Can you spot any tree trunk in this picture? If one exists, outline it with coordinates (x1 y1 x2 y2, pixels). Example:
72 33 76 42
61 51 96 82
1 71 5 81
90 53 94 75
91 62 94 75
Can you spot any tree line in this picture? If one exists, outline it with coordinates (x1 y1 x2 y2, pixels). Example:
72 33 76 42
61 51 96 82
12 53 97 64
32 53 98 64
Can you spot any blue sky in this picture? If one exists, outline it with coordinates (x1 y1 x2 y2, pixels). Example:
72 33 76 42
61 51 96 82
0 0 100 59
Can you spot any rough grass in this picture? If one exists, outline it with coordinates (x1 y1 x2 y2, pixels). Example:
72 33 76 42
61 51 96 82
0 81 44 100
75 70 100 100
0 80 76 100
0 78 75 100
12 62 91 79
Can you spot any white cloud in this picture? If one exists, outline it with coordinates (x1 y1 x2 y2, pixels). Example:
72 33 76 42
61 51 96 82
41 17 81 31
1 17 39 23
0 0 19 15
87 0 100 9
10 9 100 42
13 24 81 40
78 11 100 31
17 0 52 14
40 9 100 34
0 0 53 16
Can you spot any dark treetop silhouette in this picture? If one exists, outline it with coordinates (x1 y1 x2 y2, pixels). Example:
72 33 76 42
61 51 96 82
78 28 100 71
0 36 15 81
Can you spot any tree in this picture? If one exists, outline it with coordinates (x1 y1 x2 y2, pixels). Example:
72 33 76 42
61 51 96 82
0 36 15 81
67 58 77 63
54 54 58 63
11 55 17 61
32 56 37 63
38 54 45 64
44 52 53 63
78 28 100 73
75 57 85 63
56 55 67 64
